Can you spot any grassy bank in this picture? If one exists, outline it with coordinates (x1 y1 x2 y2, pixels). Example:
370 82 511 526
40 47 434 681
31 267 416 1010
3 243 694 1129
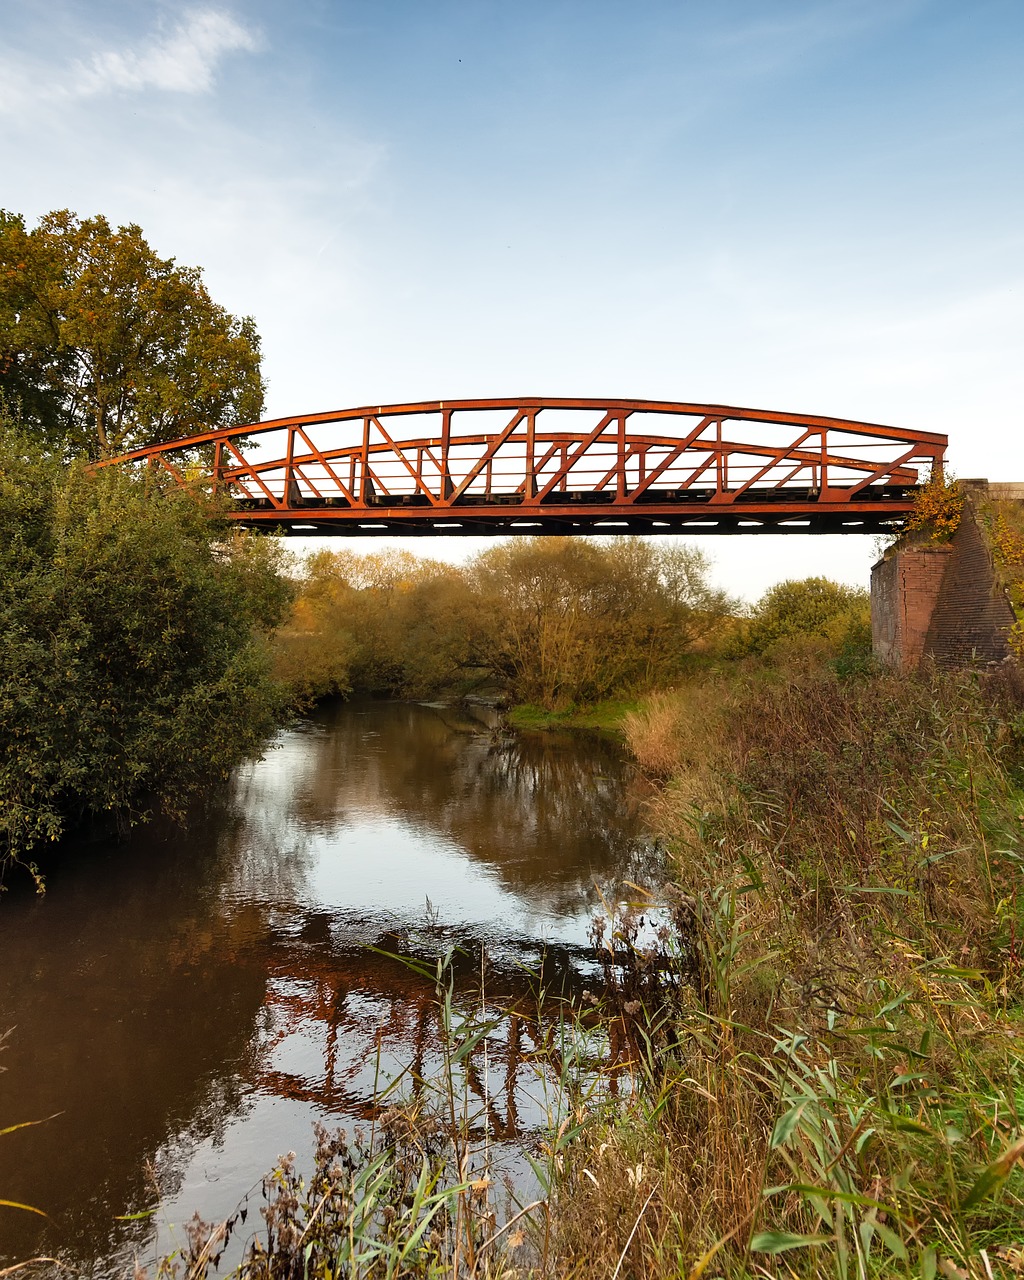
504 697 642 733
548 661 1024 1279
159 659 1024 1279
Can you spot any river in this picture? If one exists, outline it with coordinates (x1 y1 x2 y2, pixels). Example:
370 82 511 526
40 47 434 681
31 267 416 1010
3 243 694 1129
0 699 656 1274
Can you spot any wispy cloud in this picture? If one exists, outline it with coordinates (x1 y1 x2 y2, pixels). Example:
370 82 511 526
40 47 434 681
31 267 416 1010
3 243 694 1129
699 0 926 78
0 8 260 113
74 9 260 96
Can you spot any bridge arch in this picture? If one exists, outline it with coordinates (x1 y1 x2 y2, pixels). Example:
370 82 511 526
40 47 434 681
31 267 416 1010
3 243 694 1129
96 397 947 537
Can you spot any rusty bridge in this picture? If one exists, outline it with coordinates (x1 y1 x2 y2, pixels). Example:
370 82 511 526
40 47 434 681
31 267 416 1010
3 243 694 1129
98 398 947 536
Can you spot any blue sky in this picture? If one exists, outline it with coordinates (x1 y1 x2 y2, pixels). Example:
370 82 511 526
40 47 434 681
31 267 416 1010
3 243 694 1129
2 0 1022 596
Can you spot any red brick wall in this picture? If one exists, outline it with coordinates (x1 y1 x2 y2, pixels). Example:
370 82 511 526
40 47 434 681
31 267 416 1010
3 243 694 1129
872 545 952 670
925 510 1015 664
871 503 1017 670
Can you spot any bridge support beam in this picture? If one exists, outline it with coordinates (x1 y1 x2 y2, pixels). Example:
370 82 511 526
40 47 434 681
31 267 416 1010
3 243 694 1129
871 543 952 670
871 482 1018 669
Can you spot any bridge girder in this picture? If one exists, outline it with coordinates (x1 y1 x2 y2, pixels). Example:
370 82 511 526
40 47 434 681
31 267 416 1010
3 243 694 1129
96 397 948 536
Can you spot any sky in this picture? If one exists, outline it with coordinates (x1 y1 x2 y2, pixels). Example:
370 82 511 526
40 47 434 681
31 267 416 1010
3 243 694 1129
2 0 1022 599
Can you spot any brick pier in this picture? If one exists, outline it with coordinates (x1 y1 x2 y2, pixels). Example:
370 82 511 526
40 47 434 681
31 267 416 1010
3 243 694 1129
871 481 1020 670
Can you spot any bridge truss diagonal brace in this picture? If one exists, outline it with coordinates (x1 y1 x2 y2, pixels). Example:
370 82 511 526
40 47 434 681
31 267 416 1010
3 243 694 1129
622 416 718 502
841 442 942 499
530 411 618 504
367 415 442 506
709 428 817 504
449 409 527 502
291 425 360 507
222 437 285 508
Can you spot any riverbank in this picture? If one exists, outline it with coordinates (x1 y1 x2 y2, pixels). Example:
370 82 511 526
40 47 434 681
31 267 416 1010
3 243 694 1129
504 696 640 734
547 660 1024 1279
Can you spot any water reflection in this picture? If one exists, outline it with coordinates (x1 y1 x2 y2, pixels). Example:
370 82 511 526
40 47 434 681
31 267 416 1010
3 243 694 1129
0 700 655 1274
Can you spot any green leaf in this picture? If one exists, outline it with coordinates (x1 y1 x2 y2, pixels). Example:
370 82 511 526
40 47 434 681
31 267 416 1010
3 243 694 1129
450 1021 499 1065
843 885 911 896
885 818 914 843
874 1220 909 1261
961 1135 1024 1209
771 1101 808 1149
887 1116 934 1135
749 1231 830 1254
783 1184 894 1213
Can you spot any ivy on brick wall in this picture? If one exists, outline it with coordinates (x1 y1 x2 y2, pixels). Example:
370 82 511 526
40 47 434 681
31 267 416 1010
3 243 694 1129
982 506 1024 641
901 473 964 543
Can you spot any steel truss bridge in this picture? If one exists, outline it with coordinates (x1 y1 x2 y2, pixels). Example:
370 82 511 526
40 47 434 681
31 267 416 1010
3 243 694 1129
98 398 948 536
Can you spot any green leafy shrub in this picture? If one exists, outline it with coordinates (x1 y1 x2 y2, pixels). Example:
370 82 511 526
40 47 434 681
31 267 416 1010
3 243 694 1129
0 424 290 871
732 576 871 661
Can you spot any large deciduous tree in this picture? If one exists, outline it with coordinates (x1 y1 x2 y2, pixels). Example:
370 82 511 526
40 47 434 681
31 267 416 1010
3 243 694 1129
0 209 264 459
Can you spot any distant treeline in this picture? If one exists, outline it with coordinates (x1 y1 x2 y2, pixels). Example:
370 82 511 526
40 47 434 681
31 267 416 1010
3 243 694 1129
274 542 871 708
274 539 735 708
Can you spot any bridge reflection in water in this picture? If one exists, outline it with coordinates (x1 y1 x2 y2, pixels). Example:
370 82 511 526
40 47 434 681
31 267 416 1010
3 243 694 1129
259 931 636 1146
0 700 656 1273
96 397 948 536
241 699 658 1147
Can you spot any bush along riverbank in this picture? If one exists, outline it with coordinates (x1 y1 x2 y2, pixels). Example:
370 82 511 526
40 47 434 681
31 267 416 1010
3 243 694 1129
0 424 292 884
158 659 1024 1279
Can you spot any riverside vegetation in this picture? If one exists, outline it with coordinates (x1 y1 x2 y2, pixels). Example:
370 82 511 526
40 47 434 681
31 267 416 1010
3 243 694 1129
0 422 291 877
157 655 1024 1279
0 207 274 879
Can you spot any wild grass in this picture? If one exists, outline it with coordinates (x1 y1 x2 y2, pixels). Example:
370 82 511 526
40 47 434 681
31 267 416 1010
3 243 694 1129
544 662 1024 1279
505 698 643 734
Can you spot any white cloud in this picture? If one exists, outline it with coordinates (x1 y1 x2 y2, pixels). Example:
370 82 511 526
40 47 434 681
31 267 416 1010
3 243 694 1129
74 9 260 96
701 0 925 76
0 8 260 113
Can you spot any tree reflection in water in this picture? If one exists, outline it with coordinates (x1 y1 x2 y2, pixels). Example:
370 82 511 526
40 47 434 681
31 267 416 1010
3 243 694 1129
0 700 659 1276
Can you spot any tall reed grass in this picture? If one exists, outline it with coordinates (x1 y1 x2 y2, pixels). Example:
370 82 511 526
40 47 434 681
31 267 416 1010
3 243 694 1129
544 663 1024 1279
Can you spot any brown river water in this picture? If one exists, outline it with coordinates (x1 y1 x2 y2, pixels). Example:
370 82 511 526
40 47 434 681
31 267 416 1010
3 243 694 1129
0 699 657 1275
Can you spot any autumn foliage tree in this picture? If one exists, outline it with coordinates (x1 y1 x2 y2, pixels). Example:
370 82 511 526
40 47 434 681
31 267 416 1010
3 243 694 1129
274 549 477 705
0 209 264 458
470 538 732 707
